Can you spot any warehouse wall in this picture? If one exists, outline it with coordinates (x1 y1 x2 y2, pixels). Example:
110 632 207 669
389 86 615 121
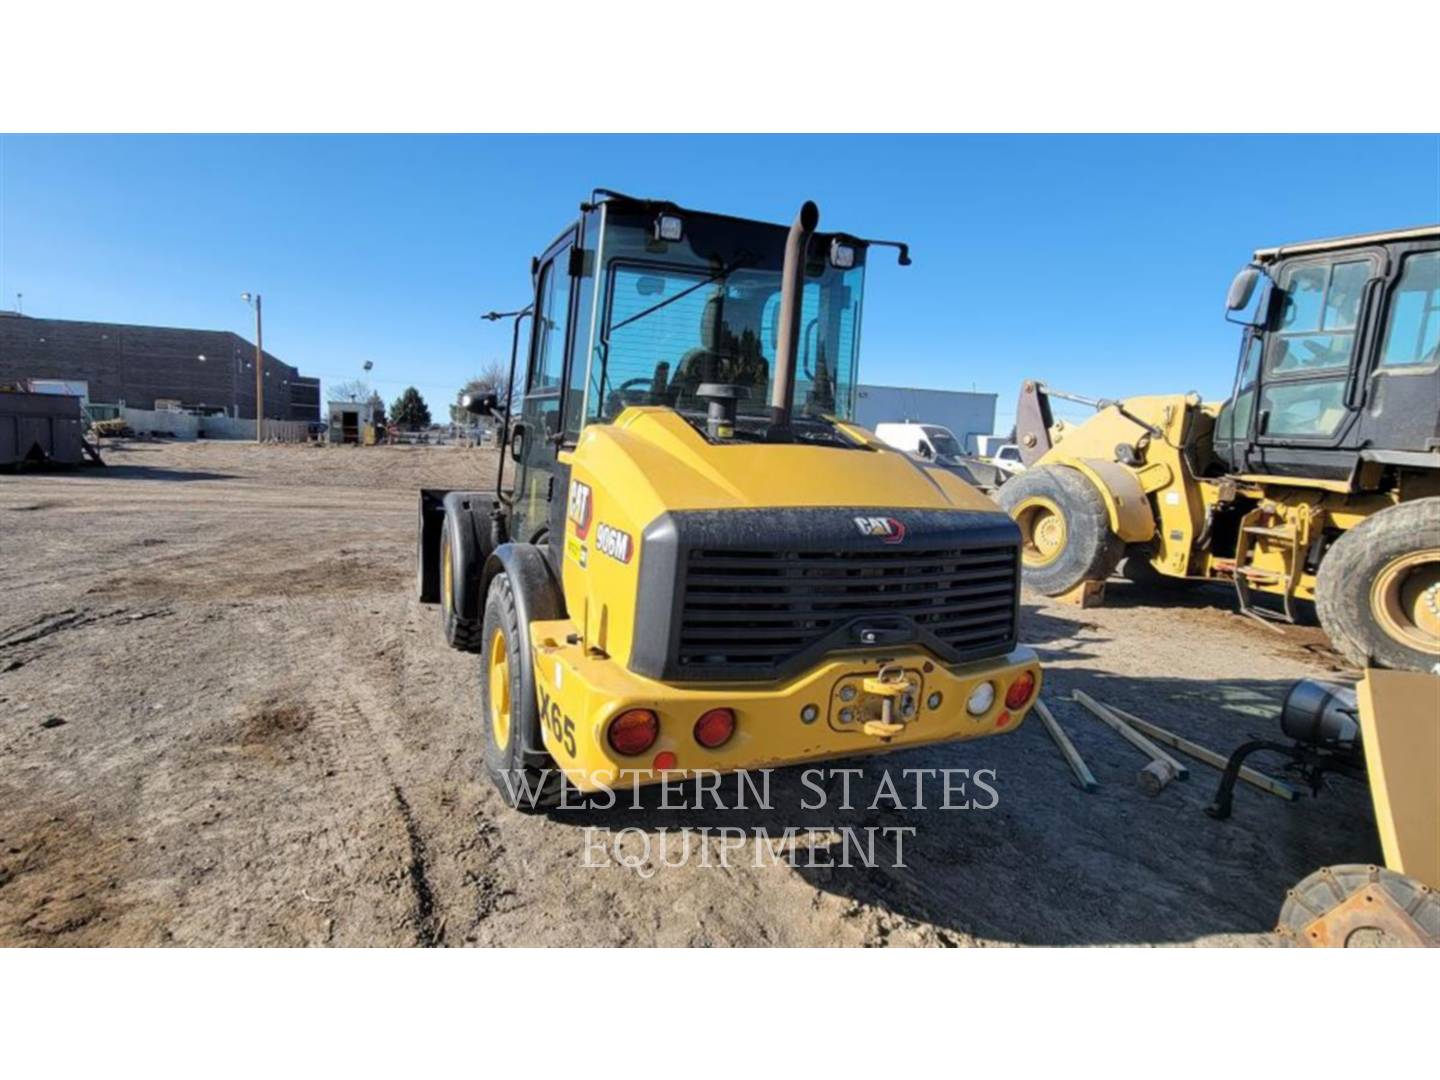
853 384 998 452
0 313 317 421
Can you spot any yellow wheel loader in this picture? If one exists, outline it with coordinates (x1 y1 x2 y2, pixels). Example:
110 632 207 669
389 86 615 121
418 192 1040 810
1000 226 1440 673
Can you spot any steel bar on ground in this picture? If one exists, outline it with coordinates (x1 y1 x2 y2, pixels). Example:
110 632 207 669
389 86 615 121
1033 698 1098 792
1072 690 1190 780
1102 701 1300 802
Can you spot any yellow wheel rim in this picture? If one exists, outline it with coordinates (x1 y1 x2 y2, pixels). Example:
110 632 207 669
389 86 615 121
1013 496 1068 568
1371 548 1440 655
488 628 511 749
441 533 454 614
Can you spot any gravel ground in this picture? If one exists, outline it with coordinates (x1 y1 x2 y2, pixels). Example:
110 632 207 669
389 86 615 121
0 439 1379 946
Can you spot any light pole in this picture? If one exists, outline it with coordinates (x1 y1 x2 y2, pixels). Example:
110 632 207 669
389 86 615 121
241 292 263 442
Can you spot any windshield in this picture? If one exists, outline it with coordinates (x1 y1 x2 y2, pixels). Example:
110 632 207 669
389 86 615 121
926 429 962 458
586 207 865 427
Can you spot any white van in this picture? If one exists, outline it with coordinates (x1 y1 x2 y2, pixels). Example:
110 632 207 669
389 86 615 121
873 421 966 463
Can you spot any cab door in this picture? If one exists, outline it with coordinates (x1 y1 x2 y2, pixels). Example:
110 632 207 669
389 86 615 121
1254 254 1376 448
1243 252 1381 478
509 232 577 545
1354 246 1440 453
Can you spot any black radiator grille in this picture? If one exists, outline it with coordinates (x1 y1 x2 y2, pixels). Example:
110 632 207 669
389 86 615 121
676 543 1018 673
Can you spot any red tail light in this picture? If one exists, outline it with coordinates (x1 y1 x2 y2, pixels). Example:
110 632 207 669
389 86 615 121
694 707 736 749
1005 671 1037 710
608 709 659 756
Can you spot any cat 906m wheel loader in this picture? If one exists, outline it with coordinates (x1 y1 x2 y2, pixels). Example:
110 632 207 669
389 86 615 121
1000 225 1440 673
418 192 1040 809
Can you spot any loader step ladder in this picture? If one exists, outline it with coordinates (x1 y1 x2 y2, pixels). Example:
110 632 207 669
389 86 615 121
1224 512 1305 626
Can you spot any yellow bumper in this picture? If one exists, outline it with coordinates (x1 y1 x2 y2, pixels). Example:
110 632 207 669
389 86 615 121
528 619 1040 793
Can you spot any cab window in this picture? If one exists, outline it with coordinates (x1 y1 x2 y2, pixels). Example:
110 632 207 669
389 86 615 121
531 252 573 394
1379 250 1440 369
1216 334 1262 445
1268 258 1371 375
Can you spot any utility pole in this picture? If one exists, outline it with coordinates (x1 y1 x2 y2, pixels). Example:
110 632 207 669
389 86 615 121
241 292 264 442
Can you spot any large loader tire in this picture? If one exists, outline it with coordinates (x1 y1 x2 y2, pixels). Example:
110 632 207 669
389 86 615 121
1315 498 1440 673
480 570 564 812
998 465 1123 595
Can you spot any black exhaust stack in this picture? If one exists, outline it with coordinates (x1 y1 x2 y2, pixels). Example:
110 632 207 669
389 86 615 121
770 200 819 436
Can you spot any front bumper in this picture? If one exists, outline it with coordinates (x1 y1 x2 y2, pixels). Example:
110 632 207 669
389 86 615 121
528 618 1040 793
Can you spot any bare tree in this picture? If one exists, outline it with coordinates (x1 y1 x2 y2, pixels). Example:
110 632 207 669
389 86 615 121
330 379 371 403
450 361 517 423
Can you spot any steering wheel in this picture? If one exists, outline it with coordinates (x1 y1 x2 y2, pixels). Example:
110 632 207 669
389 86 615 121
604 376 660 417
615 377 656 404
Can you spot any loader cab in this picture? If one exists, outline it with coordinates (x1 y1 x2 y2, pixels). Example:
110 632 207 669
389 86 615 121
505 192 880 549
1212 226 1440 482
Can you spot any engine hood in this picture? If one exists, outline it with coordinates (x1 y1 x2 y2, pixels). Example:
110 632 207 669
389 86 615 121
564 407 998 524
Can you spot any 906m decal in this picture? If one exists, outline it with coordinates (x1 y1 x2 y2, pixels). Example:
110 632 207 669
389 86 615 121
595 523 634 564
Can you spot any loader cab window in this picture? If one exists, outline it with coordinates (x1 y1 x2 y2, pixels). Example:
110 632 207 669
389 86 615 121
1214 332 1262 464
1379 250 1440 369
1267 259 1369 376
585 209 865 433
1257 255 1376 440
530 255 573 395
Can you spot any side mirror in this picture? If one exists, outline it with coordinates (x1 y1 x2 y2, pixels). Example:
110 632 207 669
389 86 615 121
1225 265 1267 325
462 391 499 417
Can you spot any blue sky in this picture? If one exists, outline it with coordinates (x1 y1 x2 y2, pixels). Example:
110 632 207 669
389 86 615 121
2 135 1436 429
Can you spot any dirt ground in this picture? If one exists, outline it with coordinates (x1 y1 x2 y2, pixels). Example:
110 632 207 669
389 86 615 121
0 439 1380 947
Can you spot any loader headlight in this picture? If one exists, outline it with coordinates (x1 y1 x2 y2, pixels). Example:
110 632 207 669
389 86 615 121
830 239 856 269
966 682 996 716
654 214 684 242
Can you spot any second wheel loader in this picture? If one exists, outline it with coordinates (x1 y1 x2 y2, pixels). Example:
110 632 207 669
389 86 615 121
1000 225 1440 673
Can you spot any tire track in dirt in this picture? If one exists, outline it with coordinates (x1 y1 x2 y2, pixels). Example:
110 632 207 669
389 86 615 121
390 784 443 947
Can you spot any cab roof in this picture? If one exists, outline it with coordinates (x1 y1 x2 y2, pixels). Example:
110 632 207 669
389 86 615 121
1253 224 1440 263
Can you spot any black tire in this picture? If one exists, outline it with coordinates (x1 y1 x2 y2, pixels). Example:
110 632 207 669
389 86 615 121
479 572 564 811
997 464 1124 595
440 525 484 652
1315 498 1440 673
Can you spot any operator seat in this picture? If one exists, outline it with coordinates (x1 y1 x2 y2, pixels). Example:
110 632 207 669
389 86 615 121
669 294 769 407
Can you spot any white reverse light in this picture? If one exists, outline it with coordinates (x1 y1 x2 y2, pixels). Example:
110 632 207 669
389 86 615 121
965 681 996 716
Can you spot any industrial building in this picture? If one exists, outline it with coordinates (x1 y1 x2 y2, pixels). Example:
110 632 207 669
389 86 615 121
0 311 319 422
853 383 998 452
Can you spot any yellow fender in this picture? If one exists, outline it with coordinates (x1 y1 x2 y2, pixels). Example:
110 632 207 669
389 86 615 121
1068 458 1156 544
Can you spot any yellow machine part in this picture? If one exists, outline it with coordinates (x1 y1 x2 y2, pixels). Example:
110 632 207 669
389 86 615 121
1033 392 1407 599
525 406 1033 789
1033 393 1203 572
528 618 1040 793
1276 669 1439 947
1358 669 1440 891
557 408 996 670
